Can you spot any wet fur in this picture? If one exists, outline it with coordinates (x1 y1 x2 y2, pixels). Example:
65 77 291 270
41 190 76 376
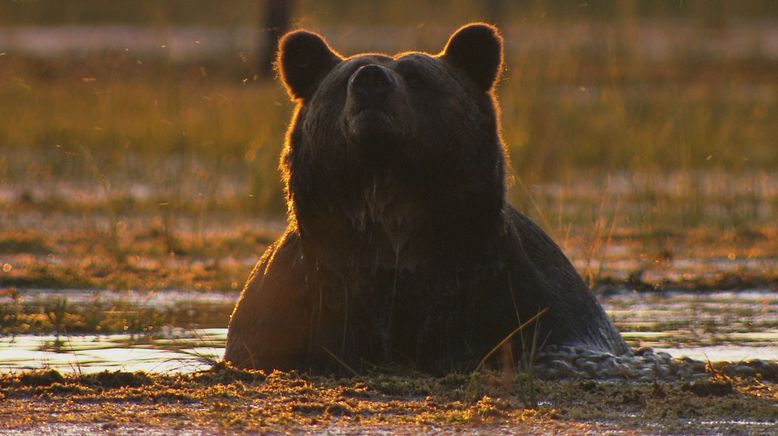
225 23 627 374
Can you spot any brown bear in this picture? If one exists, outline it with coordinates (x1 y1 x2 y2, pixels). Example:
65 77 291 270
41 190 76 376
225 23 628 374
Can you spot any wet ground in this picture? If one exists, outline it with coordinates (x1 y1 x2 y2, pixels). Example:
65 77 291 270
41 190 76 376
1 245 776 434
1 289 777 374
1 171 776 433
2 360 777 434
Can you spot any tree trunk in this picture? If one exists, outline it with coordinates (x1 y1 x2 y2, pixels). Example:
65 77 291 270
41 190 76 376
259 0 292 78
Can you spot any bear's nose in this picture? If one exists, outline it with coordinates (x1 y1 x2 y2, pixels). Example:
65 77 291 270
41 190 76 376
348 64 395 100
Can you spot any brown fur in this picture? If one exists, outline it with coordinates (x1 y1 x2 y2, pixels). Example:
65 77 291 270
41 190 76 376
225 23 627 374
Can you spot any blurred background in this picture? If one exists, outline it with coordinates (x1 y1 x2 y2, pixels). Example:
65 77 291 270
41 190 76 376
0 0 776 292
1 0 777 372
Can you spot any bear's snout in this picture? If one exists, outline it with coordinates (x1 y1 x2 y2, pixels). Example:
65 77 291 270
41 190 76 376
348 64 395 103
343 63 408 151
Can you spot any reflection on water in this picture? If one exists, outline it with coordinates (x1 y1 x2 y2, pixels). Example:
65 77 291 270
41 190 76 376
0 328 225 373
0 290 776 373
606 290 778 361
0 289 239 308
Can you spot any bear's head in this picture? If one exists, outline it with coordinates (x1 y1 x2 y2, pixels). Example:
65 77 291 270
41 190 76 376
276 23 507 266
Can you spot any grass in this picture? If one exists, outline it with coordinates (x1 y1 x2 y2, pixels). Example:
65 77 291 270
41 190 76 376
1 18 775 218
1 203 776 297
0 291 202 336
1 364 777 433
1 0 777 26
1 21 775 282
465 308 548 406
2 57 774 183
0 7 776 433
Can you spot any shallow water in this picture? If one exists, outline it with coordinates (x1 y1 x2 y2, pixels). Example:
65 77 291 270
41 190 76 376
1 289 776 373
608 290 778 361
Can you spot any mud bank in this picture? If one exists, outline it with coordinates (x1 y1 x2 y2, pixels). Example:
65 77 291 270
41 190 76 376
1 363 777 434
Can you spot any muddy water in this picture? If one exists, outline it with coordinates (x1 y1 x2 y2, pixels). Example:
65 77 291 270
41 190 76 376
1 290 776 374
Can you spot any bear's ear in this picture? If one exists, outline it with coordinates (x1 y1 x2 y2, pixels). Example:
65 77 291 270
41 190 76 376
441 23 503 91
277 30 342 101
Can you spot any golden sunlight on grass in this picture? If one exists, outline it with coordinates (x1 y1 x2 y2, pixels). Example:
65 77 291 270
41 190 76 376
0 1 776 433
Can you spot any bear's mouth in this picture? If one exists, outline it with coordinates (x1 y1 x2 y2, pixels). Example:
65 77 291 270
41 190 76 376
346 108 394 139
344 108 404 157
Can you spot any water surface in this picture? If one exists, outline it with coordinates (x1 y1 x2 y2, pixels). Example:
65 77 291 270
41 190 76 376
1 289 776 373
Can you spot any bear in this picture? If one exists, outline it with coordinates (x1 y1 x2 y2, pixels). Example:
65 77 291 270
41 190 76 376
224 23 628 374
